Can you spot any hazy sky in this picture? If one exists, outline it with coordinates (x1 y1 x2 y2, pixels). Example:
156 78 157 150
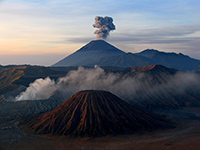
0 0 200 66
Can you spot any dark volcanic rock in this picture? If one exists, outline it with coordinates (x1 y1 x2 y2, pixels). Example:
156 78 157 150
20 90 172 137
0 93 66 123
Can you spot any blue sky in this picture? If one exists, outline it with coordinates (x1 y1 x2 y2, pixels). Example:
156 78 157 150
0 0 200 65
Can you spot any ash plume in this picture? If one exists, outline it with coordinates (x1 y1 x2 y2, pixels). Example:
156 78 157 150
93 16 116 39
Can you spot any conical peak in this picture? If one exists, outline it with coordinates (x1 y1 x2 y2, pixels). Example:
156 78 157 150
77 40 125 53
60 90 124 109
52 40 125 67
21 90 173 137
73 90 113 97
72 90 112 101
76 89 109 93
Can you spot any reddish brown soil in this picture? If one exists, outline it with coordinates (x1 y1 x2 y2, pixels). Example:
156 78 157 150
20 90 172 137
130 64 159 72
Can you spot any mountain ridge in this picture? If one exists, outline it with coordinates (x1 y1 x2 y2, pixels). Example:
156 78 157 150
52 41 200 71
0 66 68 95
123 64 177 73
135 49 200 70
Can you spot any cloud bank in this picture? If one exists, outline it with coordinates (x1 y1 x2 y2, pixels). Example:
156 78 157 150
15 66 200 101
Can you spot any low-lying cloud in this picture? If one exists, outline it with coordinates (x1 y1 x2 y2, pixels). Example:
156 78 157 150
15 66 200 101
15 66 140 100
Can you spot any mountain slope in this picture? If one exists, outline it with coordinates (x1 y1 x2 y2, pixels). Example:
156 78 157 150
0 66 68 95
92 52 153 67
96 50 200 70
0 66 25 95
52 40 125 67
0 93 66 123
120 64 177 74
20 90 172 137
119 65 200 109
136 49 200 71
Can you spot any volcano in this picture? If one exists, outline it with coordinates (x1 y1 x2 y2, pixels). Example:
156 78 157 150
20 90 172 137
52 40 125 67
52 40 200 70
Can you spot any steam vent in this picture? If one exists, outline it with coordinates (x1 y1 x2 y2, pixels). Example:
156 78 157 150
20 90 172 137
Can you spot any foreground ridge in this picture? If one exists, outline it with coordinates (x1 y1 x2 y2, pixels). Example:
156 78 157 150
20 90 173 137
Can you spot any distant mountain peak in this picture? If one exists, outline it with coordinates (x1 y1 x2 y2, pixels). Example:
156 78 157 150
52 40 125 67
135 49 200 70
77 40 124 53
141 49 159 53
139 49 190 58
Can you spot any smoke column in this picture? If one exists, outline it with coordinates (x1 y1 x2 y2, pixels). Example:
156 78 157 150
93 16 116 39
15 77 56 101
